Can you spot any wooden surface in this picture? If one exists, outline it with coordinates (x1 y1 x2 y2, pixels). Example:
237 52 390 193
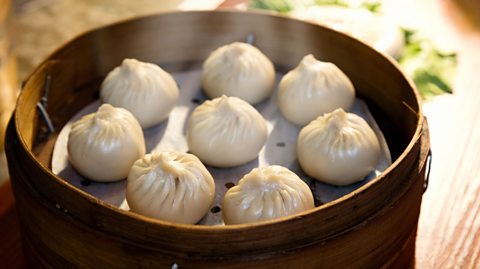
415 33 480 268
1 2 480 269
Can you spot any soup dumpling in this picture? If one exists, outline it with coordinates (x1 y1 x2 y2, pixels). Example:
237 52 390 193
297 108 380 186
100 58 179 128
67 104 146 182
126 151 215 224
278 54 355 126
186 95 268 167
222 165 314 225
202 42 275 105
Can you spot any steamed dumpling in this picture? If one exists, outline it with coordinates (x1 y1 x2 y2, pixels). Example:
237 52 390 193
186 95 268 167
297 108 380 186
222 165 314 225
202 42 275 104
278 54 355 126
100 58 179 128
67 104 146 182
126 151 215 224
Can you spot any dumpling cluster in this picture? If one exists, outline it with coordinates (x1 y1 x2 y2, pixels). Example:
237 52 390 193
222 165 314 225
67 104 146 182
126 151 215 224
186 95 268 167
297 108 380 186
100 58 179 128
202 42 275 105
63 42 387 226
278 54 355 126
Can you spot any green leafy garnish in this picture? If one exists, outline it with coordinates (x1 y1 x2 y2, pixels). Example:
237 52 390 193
316 0 382 11
399 29 456 99
314 0 349 7
361 1 382 12
249 0 296 13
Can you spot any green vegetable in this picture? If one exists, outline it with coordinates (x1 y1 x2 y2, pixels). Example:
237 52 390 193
361 1 382 13
249 0 296 13
315 0 382 11
399 29 456 100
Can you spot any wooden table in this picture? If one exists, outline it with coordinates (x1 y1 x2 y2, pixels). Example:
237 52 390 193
2 1 480 268
414 32 480 268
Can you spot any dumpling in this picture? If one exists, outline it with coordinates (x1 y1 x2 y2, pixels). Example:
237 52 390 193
186 95 268 167
67 104 146 182
100 58 179 128
202 42 275 105
222 165 314 225
278 54 355 126
297 108 381 186
126 151 215 224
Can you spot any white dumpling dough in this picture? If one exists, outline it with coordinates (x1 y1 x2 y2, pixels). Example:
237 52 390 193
297 108 381 186
222 165 314 225
202 42 275 105
67 104 146 182
186 95 268 167
278 54 355 126
126 151 215 224
100 58 179 128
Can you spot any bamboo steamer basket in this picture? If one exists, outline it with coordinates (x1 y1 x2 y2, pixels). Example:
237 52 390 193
5 11 430 268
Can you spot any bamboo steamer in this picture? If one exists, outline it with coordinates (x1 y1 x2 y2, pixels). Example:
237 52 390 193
5 11 430 268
